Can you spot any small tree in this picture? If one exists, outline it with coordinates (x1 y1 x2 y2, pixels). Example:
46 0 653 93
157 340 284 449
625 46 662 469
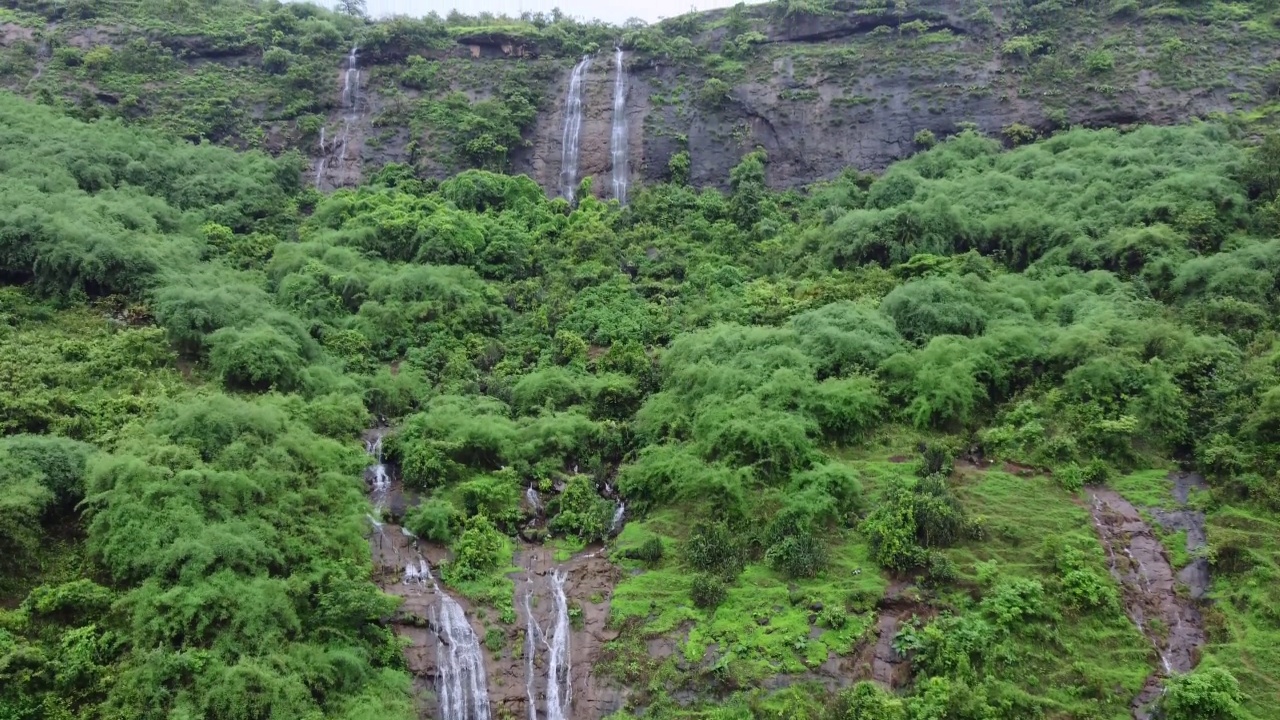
336 0 367 17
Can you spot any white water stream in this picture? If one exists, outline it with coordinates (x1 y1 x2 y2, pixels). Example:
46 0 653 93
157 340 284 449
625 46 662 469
545 568 572 720
364 430 490 720
316 46 361 187
559 56 591 201
522 567 573 720
608 48 629 204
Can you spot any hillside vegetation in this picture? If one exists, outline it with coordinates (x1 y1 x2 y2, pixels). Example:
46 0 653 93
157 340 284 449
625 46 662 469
2 80 1279 717
1 2 1280 720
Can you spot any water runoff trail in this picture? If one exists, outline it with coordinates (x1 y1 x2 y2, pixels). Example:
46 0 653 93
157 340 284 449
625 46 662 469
559 55 591 202
315 46 361 186
608 47 629 205
365 430 491 720
1088 485 1205 719
520 487 573 720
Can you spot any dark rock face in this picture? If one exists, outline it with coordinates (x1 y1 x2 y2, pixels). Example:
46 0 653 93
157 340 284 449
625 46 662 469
13 0 1268 194
438 0 1270 196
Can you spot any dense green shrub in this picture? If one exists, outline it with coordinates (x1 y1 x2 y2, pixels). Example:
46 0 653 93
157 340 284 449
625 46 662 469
690 573 727 609
682 521 745 579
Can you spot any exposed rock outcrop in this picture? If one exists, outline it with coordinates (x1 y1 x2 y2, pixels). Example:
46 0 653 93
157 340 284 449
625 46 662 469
1088 486 1206 719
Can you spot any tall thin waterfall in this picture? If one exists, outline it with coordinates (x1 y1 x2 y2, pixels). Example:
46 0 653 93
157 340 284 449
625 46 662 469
559 56 592 202
522 568 572 720
545 569 572 720
337 45 360 163
316 46 360 186
523 581 540 720
609 48 629 204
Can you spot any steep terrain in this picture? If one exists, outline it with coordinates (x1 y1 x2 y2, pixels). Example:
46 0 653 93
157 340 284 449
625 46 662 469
3 2 1280 720
3 0 1279 192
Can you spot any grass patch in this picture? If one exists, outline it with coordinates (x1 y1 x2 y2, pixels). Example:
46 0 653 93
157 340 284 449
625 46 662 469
1202 504 1280 717
940 470 1152 719
610 509 884 686
1111 468 1177 508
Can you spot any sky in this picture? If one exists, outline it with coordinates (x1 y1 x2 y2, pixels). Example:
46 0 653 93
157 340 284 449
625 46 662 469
347 0 758 24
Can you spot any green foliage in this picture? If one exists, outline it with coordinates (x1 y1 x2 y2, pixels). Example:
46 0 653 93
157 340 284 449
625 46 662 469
445 514 508 583
549 475 614 542
1160 666 1247 720
914 129 938 149
690 573 727 609
827 682 907 720
1084 49 1115 74
863 475 969 572
405 497 461 543
8 47 1280 717
624 536 665 564
682 522 745 579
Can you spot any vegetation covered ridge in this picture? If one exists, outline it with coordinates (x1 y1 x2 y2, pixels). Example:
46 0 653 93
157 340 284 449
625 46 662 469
2 76 1280 720
2 0 1279 189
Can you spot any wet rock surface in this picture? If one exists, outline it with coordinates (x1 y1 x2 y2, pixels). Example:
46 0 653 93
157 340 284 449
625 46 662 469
851 581 924 690
1150 472 1211 600
364 429 626 720
1088 482 1206 719
510 547 626 720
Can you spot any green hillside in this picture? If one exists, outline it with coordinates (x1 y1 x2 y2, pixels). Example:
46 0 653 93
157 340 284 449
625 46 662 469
0 1 1279 719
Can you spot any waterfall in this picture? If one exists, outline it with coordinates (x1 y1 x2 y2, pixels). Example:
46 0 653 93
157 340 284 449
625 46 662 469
609 48 629 204
431 575 492 720
524 581 540 720
559 56 592 202
526 485 542 513
366 434 390 513
545 569 572 720
363 431 490 720
342 46 359 109
317 46 361 186
610 502 626 534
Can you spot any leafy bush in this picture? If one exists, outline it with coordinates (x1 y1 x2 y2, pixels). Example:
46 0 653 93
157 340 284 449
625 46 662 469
405 498 460 543
766 531 828 578
691 574 727 609
1159 666 1247 720
1084 49 1115 74
207 323 305 390
445 515 508 583
827 682 907 720
548 475 613 542
914 129 938 149
624 536 665 565
682 521 744 579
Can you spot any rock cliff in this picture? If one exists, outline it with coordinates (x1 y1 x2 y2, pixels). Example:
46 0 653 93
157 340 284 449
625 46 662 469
2 0 1276 193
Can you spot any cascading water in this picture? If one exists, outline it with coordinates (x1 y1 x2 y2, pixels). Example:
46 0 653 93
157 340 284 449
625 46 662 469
608 47 629 204
430 563 493 720
362 431 490 720
316 46 361 187
520 565 573 720
526 485 542 513
559 56 592 202
545 569 572 720
523 581 540 720
610 502 626 534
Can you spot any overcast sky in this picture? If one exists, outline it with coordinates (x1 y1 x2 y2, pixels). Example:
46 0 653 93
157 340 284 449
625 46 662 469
348 0 758 24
